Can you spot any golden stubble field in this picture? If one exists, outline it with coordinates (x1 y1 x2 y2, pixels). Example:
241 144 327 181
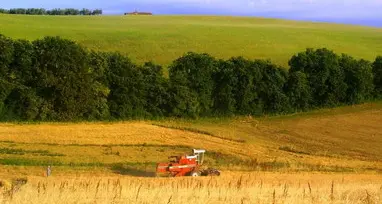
0 103 381 203
1 172 382 204
0 103 381 172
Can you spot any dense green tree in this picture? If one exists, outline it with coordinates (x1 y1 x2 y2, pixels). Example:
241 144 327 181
0 35 14 78
80 8 91 15
340 55 374 104
212 59 238 115
0 80 14 119
2 8 101 15
92 9 103 15
140 62 170 117
289 48 347 107
32 36 101 120
26 8 46 15
9 40 34 85
2 39 41 120
85 51 110 120
373 56 382 97
3 88 41 120
214 57 289 116
169 52 217 117
0 35 14 117
286 71 312 111
106 52 146 119
0 32 381 121
256 60 290 114
227 57 262 115
9 8 27 14
0 9 9 14
168 66 199 118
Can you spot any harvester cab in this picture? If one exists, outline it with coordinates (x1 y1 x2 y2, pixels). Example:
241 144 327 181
156 149 220 177
192 149 205 165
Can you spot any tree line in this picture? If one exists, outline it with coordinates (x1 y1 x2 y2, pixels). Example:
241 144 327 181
0 34 381 121
0 8 102 15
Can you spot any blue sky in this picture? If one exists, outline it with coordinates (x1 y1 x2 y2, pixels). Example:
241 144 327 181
2 0 382 26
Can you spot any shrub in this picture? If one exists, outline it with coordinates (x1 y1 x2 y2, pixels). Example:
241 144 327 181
373 56 382 97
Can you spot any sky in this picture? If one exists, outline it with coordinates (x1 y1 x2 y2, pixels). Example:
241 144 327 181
2 0 382 27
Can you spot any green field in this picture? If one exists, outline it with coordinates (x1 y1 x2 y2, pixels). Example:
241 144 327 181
1 14 381 66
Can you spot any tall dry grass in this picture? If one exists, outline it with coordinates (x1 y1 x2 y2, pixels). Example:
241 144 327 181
1 173 381 204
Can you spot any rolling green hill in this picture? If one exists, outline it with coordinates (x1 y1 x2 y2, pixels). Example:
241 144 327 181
1 15 381 66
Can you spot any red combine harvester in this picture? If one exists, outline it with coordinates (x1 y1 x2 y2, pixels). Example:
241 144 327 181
156 149 220 177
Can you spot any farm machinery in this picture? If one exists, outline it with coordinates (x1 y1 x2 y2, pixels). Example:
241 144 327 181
156 149 220 177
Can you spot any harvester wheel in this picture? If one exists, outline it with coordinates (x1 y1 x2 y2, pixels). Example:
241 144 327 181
201 168 221 176
190 171 200 177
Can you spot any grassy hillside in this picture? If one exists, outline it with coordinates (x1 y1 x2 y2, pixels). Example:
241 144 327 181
0 15 381 66
0 103 381 177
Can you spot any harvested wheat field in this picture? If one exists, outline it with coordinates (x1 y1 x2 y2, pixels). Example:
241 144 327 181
0 103 381 173
0 103 381 203
1 172 382 204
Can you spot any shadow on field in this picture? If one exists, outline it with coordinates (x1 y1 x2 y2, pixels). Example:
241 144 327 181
111 164 156 177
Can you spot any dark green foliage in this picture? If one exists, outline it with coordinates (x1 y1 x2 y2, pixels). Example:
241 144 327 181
255 60 290 114
9 40 34 85
289 48 347 107
9 8 27 14
169 52 217 117
0 80 14 118
0 34 379 121
84 51 110 120
0 9 9 14
3 8 102 15
92 9 103 15
32 36 102 120
212 59 238 115
373 56 382 97
106 52 146 119
80 8 92 15
1 39 39 120
341 55 374 104
0 35 14 77
224 58 290 115
141 62 170 117
25 8 46 15
0 35 14 117
3 88 41 120
286 71 312 111
229 57 261 115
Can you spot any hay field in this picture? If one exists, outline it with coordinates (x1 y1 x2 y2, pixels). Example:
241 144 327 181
0 103 381 176
1 172 382 204
0 15 381 66
0 103 381 203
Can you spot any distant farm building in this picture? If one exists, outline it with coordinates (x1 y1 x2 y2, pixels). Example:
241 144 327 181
125 11 153 15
